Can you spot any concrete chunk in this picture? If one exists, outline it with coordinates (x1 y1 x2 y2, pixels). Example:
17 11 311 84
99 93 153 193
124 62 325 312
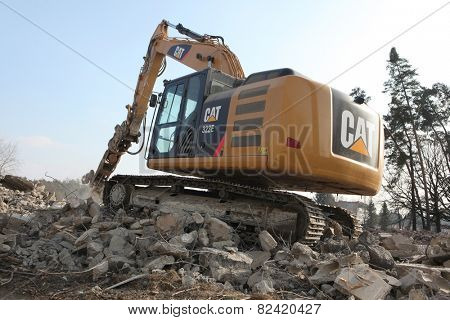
199 247 252 285
145 255 175 271
259 230 277 252
248 251 271 270
309 260 340 284
334 264 392 300
74 228 99 246
366 244 395 270
156 213 185 237
205 217 233 242
149 241 189 258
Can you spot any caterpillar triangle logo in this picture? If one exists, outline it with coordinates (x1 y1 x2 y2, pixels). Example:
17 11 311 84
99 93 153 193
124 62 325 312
341 110 375 157
204 106 221 123
350 138 369 156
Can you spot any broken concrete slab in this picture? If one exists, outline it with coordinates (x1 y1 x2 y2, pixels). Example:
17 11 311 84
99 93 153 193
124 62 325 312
397 265 450 295
248 250 271 270
253 279 275 294
408 288 428 300
205 217 233 242
74 228 99 247
247 269 271 288
191 212 204 224
144 255 175 271
87 241 103 257
107 255 136 271
320 239 350 254
92 260 108 281
381 234 419 258
274 249 291 262
155 212 186 237
336 253 365 267
366 244 395 270
358 231 378 245
290 242 317 267
199 247 252 285
0 243 11 253
88 202 102 218
149 241 189 259
334 264 392 300
93 221 120 232
58 248 76 270
211 240 235 250
108 235 135 259
259 230 277 252
320 283 337 297
198 228 209 246
169 230 198 248
309 260 340 285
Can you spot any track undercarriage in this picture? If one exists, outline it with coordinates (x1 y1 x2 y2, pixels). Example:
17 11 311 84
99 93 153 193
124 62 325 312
103 175 362 245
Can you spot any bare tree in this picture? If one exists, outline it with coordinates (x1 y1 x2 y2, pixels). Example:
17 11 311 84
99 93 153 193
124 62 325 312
0 139 18 175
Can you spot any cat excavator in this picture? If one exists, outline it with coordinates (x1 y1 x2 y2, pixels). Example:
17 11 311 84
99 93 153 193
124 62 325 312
83 20 384 244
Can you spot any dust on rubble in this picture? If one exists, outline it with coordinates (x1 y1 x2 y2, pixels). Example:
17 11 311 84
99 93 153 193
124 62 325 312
0 175 449 300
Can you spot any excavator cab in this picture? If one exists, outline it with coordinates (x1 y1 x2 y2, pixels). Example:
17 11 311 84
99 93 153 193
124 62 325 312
149 68 240 159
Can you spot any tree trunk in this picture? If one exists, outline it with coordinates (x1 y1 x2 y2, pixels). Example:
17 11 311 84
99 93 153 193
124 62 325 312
410 156 417 231
412 182 426 229
431 126 450 173
433 191 441 232
396 65 431 230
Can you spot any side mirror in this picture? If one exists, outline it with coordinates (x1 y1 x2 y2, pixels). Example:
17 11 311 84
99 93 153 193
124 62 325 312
149 94 158 108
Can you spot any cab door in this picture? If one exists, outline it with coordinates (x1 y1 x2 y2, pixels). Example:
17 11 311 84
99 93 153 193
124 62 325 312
150 72 205 159
151 80 185 158
177 73 204 157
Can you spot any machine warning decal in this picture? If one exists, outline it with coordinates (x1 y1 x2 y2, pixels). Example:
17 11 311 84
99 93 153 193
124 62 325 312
167 44 191 60
332 89 379 167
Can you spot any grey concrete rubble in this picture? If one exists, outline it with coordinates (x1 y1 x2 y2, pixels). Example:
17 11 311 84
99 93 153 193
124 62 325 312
259 230 277 252
0 177 449 299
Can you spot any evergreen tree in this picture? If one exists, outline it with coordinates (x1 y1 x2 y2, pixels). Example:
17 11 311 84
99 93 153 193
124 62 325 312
349 87 372 104
314 193 335 206
379 202 390 231
365 200 378 228
383 47 431 230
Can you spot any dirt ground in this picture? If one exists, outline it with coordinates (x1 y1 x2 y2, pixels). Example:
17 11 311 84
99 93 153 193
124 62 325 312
0 268 292 300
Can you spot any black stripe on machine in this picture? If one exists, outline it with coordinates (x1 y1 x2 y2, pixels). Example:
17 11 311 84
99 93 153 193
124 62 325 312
235 101 265 115
233 118 264 131
231 134 261 147
238 85 269 99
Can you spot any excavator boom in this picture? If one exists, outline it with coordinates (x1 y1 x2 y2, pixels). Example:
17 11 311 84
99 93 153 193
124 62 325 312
83 20 244 188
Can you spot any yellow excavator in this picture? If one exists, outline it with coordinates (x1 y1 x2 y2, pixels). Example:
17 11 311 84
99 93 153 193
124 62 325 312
83 20 384 244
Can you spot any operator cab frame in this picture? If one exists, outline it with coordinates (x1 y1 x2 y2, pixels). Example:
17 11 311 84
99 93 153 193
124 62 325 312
148 67 303 160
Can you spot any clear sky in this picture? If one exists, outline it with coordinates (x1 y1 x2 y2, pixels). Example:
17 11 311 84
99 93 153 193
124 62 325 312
0 0 449 181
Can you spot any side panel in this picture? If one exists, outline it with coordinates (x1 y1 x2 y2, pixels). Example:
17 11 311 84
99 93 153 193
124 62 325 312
197 92 232 157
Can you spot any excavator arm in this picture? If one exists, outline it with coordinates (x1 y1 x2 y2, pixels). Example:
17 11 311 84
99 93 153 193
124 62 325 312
83 20 244 188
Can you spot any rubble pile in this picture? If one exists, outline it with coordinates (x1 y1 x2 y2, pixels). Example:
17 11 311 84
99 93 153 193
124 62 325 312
0 176 59 215
0 179 449 300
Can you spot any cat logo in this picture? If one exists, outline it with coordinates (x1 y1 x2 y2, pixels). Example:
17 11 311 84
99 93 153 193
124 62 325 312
204 106 222 123
340 110 375 157
173 46 185 59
